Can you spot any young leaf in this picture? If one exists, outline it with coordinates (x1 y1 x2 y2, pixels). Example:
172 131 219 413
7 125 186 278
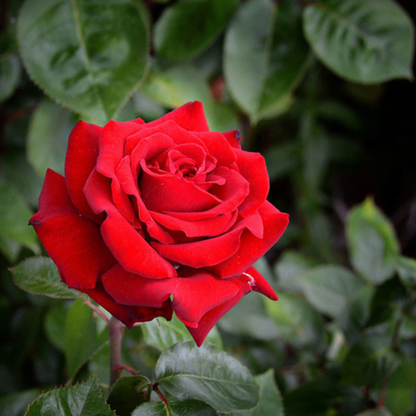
26 375 116 416
303 0 415 83
0 53 21 103
132 400 218 416
10 257 80 299
224 0 309 122
64 298 108 381
0 181 40 260
346 198 399 284
27 99 75 177
154 0 238 60
108 376 151 416
17 0 150 125
142 314 222 351
342 335 401 387
265 292 325 347
300 265 365 318
155 341 259 413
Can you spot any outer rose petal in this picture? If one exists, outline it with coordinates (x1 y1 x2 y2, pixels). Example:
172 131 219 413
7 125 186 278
29 169 116 289
222 130 241 149
186 276 252 346
82 282 172 328
101 265 240 327
146 101 210 132
208 201 289 277
243 266 278 300
65 121 103 222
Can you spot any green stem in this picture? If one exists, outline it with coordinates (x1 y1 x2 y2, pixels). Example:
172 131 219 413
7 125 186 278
109 317 125 387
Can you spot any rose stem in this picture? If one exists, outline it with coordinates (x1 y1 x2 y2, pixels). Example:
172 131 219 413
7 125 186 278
109 316 126 387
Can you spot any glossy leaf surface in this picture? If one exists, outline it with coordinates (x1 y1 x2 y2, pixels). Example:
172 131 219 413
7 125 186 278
132 400 217 416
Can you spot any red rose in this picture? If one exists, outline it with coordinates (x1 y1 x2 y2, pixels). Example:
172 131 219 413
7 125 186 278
30 102 289 346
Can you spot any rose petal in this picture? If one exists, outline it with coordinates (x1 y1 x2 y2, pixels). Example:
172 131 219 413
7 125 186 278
234 149 270 218
29 169 116 289
208 201 290 277
64 121 103 222
101 265 240 327
222 130 242 149
186 276 252 346
146 101 210 132
82 281 172 329
242 266 278 300
150 210 238 238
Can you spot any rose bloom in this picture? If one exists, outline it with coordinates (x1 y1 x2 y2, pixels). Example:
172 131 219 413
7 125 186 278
30 102 289 346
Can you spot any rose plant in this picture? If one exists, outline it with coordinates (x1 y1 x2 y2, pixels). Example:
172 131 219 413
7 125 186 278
29 101 289 346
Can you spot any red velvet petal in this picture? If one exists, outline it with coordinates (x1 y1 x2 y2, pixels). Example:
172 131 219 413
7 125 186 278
242 266 278 300
146 101 210 132
64 121 103 222
101 265 240 327
150 210 238 238
186 277 252 346
208 201 290 277
192 131 237 168
234 149 270 218
222 130 242 149
82 281 173 329
96 120 142 178
30 169 116 289
101 207 177 279
83 168 113 215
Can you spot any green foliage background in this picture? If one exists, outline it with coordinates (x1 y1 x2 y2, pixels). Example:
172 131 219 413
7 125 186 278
0 0 415 415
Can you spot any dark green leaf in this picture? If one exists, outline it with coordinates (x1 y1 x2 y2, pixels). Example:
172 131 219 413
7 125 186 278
265 292 325 347
300 265 365 318
44 302 70 351
142 314 222 351
140 64 238 131
132 400 218 416
0 389 40 416
17 0 150 125
346 198 399 284
154 0 238 60
27 99 75 176
0 181 40 260
355 409 392 416
342 335 401 386
303 0 414 83
11 257 81 299
64 298 108 381
155 341 259 413
26 375 116 416
224 0 309 122
240 369 284 416
396 256 416 288
108 376 151 416
0 53 21 103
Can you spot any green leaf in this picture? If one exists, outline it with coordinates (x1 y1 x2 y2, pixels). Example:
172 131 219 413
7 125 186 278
303 0 415 83
140 64 238 131
17 0 150 125
342 334 401 386
0 53 21 103
239 369 284 416
355 409 392 416
154 0 238 60
396 256 416 288
26 375 116 416
142 314 222 351
64 298 108 381
155 341 259 413
0 389 41 416
132 400 218 416
10 257 81 299
346 198 399 284
44 302 70 351
27 99 75 177
108 376 151 416
265 292 325 348
300 265 365 318
274 250 318 294
224 0 309 122
0 180 40 259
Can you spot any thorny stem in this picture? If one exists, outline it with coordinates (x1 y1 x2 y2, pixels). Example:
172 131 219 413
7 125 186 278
109 317 126 387
84 299 110 324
